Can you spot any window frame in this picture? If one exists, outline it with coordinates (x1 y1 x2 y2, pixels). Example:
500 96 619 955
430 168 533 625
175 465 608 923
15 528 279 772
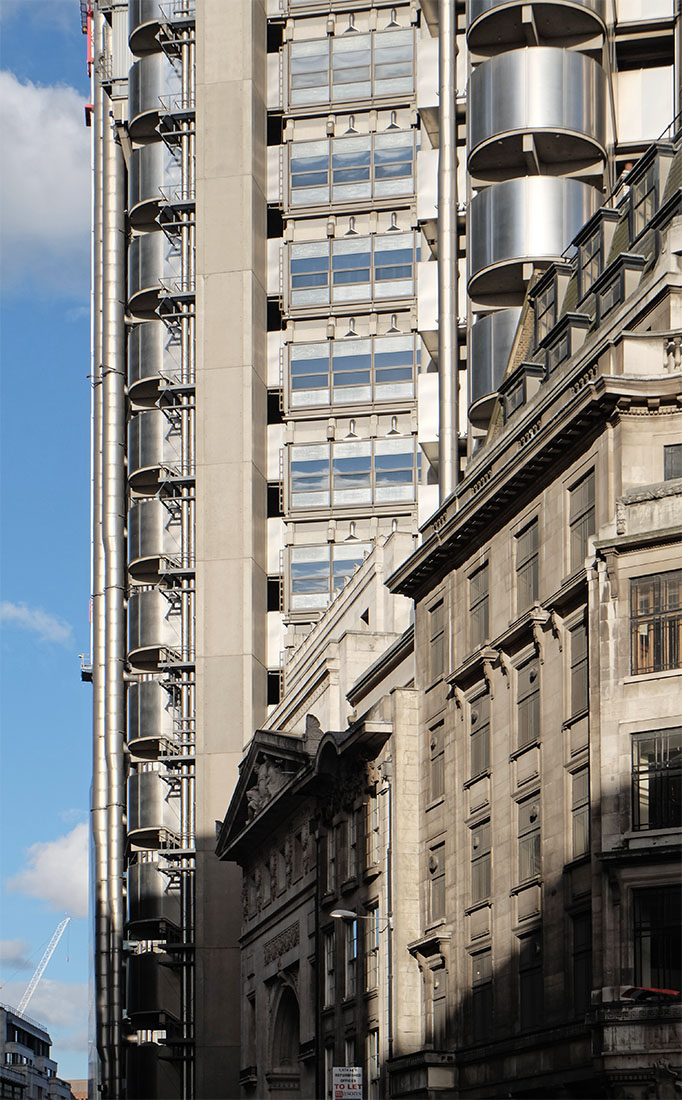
288 232 420 310
469 689 490 780
428 842 445 924
517 797 541 884
517 659 540 749
323 928 336 1007
630 569 682 676
570 765 590 860
568 469 595 573
288 437 420 512
470 819 491 905
469 562 489 650
632 884 681 992
287 333 419 411
518 930 543 1030
427 598 446 683
288 27 415 110
471 948 493 1042
631 727 682 831
288 130 417 209
515 518 539 612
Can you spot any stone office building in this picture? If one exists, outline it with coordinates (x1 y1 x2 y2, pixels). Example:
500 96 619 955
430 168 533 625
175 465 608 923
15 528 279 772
387 137 682 1097
219 137 682 1099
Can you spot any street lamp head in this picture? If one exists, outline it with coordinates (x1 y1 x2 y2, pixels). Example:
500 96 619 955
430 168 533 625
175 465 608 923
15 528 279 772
329 909 358 920
330 908 393 930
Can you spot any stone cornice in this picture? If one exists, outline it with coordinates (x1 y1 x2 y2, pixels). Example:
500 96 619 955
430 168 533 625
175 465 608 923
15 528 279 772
389 373 682 601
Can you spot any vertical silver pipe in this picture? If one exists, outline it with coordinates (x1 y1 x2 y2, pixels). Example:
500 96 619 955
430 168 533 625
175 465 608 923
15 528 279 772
91 7 109 1091
438 0 459 501
102 96 126 1100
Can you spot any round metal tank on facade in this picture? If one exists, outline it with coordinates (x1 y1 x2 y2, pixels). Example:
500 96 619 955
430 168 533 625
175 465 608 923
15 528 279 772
128 408 182 493
128 499 183 581
469 308 522 429
128 231 181 318
126 950 181 1023
467 0 605 54
128 770 181 844
468 176 599 303
127 860 181 930
129 142 182 230
127 1043 182 1100
128 588 182 669
128 53 182 140
128 0 165 56
128 322 182 402
127 679 175 756
468 49 607 181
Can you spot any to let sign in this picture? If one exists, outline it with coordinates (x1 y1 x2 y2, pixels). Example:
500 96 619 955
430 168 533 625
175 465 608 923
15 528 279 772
332 1066 363 1098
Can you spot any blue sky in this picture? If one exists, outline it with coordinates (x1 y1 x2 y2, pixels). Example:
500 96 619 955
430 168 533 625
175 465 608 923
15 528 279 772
1 0 93 1081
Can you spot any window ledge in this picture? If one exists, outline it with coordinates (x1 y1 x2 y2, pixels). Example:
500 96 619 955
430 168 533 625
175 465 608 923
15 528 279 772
510 876 542 896
464 901 492 917
509 739 541 762
426 796 445 812
463 770 491 790
562 709 589 731
624 667 682 684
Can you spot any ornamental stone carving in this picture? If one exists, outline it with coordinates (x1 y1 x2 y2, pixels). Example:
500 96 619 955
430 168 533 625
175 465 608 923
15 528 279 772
264 922 300 966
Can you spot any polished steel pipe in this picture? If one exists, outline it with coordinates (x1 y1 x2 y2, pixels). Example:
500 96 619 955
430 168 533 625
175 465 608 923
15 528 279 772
101 79 127 1100
91 7 109 1092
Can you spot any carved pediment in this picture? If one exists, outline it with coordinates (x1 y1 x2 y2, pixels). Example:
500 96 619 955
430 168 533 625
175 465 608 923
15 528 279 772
216 730 312 861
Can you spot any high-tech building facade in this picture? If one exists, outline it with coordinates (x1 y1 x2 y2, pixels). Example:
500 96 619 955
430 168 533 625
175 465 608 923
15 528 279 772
87 0 680 1096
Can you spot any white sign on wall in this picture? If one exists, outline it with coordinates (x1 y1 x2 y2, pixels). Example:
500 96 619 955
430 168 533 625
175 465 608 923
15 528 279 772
332 1066 363 1099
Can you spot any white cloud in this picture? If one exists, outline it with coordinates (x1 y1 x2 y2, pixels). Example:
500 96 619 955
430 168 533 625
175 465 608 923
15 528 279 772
8 824 89 919
0 70 90 298
0 978 88 1059
0 601 73 645
0 939 32 971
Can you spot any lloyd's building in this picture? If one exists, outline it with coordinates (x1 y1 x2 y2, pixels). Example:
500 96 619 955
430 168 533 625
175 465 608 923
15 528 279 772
86 0 680 1096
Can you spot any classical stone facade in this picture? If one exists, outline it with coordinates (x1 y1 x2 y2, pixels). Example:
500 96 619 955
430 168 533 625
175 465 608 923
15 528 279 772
217 533 422 1099
387 139 682 1098
218 140 681 1100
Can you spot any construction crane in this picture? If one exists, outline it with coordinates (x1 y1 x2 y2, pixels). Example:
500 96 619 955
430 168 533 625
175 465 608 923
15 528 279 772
17 917 70 1015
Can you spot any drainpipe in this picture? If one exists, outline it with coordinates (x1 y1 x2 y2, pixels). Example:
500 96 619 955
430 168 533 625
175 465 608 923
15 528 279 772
91 6 109 1091
438 0 460 502
101 93 126 1099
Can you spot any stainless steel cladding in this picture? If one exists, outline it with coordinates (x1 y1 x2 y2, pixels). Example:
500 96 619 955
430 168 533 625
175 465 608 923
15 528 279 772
129 143 182 230
128 53 182 139
128 409 183 492
128 499 184 580
128 231 181 317
127 1045 181 1100
127 680 175 753
127 861 182 930
468 49 607 181
128 0 166 56
128 770 181 843
469 308 522 428
128 322 182 402
127 589 182 669
126 951 181 1022
468 176 600 302
467 0 606 53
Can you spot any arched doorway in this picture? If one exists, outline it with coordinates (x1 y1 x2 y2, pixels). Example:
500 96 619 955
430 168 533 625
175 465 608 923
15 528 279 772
267 984 301 1098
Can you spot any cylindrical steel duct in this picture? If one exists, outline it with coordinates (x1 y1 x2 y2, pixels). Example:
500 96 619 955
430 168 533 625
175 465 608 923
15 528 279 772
468 48 607 182
468 176 600 302
466 0 606 55
91 8 108 1092
438 0 460 501
469 308 522 427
